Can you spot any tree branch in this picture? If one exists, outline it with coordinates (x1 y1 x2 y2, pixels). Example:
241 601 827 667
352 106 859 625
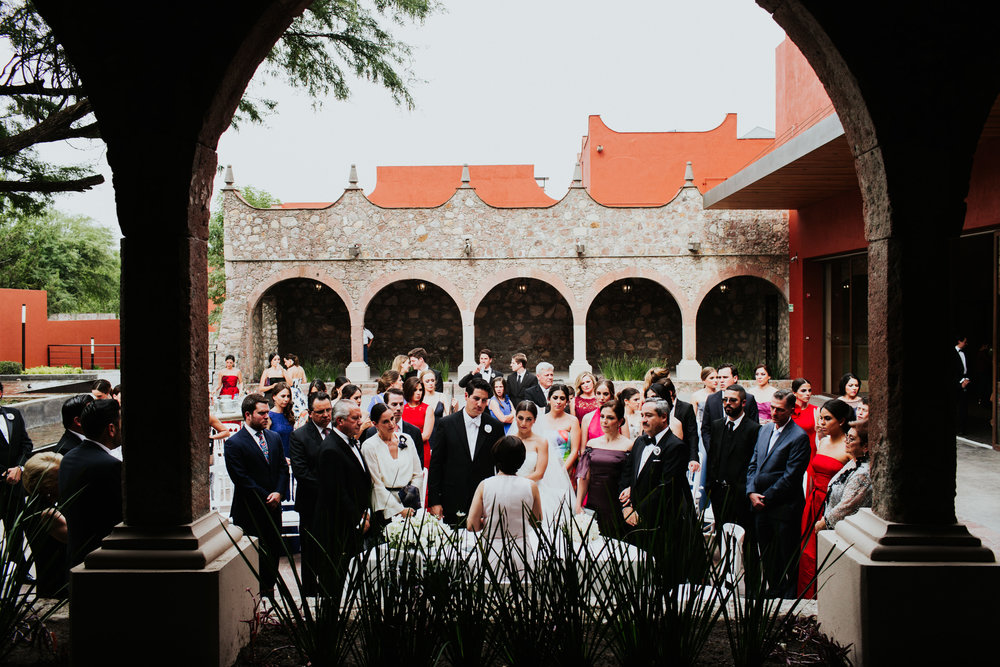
0 83 85 96
0 98 95 156
0 174 104 193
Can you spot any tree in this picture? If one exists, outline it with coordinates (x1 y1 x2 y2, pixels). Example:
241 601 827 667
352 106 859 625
1 0 435 212
0 208 120 314
208 184 280 325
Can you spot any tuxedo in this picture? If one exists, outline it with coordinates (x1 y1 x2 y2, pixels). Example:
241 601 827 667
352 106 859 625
506 370 537 406
458 366 501 390
953 345 971 433
360 420 425 467
701 390 759 453
672 399 700 463
58 440 122 568
404 367 443 393
620 429 694 536
427 409 503 524
706 414 761 532
224 425 288 589
54 429 86 455
746 419 810 598
289 421 326 594
316 429 372 564
524 383 552 411
0 405 33 564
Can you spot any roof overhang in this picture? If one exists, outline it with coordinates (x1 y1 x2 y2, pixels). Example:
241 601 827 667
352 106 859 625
703 113 857 210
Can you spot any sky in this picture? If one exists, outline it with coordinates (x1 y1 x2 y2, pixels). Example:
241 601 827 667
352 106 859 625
31 0 787 230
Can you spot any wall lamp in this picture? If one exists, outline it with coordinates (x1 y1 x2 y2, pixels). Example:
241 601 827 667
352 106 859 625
463 238 473 257
349 243 361 258
575 239 585 256
687 239 701 253
516 282 528 294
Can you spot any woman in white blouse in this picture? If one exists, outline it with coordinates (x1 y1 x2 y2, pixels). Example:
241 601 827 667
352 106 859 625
362 402 422 523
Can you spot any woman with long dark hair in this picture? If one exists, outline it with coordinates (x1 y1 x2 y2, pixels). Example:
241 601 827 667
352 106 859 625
575 399 633 538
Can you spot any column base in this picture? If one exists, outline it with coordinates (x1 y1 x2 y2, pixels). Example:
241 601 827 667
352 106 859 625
70 512 258 667
456 360 478 378
345 361 370 384
674 358 702 382
817 509 999 666
568 358 592 380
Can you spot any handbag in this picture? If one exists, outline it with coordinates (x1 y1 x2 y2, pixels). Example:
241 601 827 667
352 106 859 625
397 484 421 510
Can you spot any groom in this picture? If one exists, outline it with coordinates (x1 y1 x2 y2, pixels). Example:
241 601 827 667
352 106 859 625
428 377 503 525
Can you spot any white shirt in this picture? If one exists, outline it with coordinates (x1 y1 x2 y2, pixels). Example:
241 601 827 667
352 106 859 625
638 427 670 475
330 426 365 467
463 409 481 459
314 422 331 440
363 328 374 344
956 345 968 378
0 411 10 444
725 412 745 430
767 420 787 456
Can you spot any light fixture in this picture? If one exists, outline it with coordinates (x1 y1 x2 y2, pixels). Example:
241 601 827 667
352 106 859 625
463 238 473 257
349 243 361 258
416 282 426 292
687 239 701 253
575 239 585 256
596 145 604 153
621 282 633 295
841 280 851 290
516 282 528 294
719 283 729 294
313 282 323 291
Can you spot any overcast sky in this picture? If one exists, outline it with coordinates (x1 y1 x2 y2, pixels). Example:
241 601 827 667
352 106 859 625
34 0 786 229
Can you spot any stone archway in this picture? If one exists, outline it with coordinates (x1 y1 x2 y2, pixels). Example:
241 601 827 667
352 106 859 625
249 278 351 378
474 278 574 371
695 276 789 376
363 279 462 372
585 278 683 370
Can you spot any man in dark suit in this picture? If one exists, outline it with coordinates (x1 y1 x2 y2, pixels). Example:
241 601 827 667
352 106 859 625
746 389 811 598
404 347 443 393
619 398 696 560
316 398 372 592
656 379 701 470
953 334 971 434
58 398 122 569
701 363 759 454
224 393 288 594
523 361 555 409
360 387 425 466
289 391 332 596
458 348 502 389
506 352 537 405
706 384 760 535
0 381 34 569
53 394 94 455
428 377 503 526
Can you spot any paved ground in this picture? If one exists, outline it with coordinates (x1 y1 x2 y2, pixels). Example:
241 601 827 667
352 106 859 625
956 440 1000 553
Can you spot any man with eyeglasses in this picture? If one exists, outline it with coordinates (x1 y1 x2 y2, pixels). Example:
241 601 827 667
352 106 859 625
705 384 761 537
289 391 333 596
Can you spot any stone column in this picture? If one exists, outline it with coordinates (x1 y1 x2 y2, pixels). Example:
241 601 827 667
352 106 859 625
345 316 370 383
568 318 592 380
259 294 278 357
456 310 478 378
675 310 701 381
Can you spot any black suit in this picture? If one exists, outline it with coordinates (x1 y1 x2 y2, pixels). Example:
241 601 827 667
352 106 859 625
701 390 759 454
0 405 33 565
58 440 122 569
746 420 811 598
458 366 501 390
316 430 372 592
706 414 760 533
506 371 537 406
54 429 85 455
673 399 700 464
404 367 443 393
224 426 288 590
524 383 551 411
360 421 424 467
953 346 971 433
289 421 326 594
427 410 503 524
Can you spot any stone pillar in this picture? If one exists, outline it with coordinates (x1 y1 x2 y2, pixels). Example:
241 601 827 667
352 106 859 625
568 322 592 380
345 318 370 383
675 311 701 381
456 310 478 378
259 294 278 358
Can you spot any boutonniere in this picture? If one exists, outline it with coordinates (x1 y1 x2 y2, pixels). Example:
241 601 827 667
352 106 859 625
651 445 661 456
484 424 493 434
5 413 13 421
397 435 408 450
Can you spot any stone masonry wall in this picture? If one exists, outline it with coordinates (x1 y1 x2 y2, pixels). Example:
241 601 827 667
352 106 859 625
365 280 462 369
475 279 574 369
586 278 683 365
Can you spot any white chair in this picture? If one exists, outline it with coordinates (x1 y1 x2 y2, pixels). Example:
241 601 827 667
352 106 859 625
418 467 429 508
719 522 746 589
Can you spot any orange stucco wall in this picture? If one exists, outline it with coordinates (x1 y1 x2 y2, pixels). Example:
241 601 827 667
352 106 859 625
0 289 120 368
775 38 835 145
367 165 556 208
580 114 774 207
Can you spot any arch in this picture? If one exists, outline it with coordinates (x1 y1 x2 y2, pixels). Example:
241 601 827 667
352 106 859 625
474 278 575 371
695 276 789 377
470 267 582 324
582 268 689 316
246 265 357 322
361 269 468 316
691 266 787 317
585 278 684 370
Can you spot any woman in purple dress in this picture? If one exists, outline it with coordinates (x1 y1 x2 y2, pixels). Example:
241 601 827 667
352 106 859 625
574 399 633 539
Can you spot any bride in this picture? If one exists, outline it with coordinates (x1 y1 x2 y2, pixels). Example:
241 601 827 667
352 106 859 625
511 400 575 524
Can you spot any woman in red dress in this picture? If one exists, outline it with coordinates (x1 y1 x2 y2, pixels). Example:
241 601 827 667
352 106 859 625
571 371 600 423
215 354 242 401
790 378 819 459
401 377 434 468
798 398 851 598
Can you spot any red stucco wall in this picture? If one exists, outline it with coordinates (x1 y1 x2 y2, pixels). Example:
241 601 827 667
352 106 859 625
775 38 835 145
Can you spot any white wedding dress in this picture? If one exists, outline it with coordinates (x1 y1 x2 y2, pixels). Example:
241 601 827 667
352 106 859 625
516 437 575 527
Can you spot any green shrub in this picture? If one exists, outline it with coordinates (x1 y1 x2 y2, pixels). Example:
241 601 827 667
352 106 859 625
23 365 84 375
302 359 342 383
595 355 668 381
430 357 450 382
704 358 790 382
0 361 22 375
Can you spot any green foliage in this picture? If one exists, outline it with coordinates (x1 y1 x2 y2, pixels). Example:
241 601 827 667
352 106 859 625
208 185 280 324
0 361 23 374
596 354 669 381
23 365 82 374
704 358 790 382
302 359 342 383
366 354 396 376
0 209 119 314
430 357 449 382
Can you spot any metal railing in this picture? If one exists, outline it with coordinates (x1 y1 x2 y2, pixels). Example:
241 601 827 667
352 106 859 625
47 343 121 369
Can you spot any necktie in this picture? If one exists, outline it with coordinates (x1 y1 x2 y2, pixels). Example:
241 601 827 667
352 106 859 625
723 420 735 448
767 426 780 455
349 437 360 451
322 427 331 439
256 430 269 462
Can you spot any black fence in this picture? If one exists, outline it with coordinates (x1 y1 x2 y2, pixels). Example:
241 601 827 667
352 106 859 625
47 344 121 369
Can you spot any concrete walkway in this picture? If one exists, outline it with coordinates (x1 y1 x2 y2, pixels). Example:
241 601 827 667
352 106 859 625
956 440 1000 554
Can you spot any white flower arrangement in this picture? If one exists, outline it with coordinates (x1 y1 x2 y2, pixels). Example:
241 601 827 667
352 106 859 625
384 509 455 550
568 511 602 544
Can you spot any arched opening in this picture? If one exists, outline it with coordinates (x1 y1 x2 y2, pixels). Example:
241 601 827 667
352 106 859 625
474 278 573 371
586 278 682 371
250 278 350 378
363 279 462 373
696 276 788 377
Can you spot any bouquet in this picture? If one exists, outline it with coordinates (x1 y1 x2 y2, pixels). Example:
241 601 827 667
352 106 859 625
383 509 455 550
568 511 602 544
